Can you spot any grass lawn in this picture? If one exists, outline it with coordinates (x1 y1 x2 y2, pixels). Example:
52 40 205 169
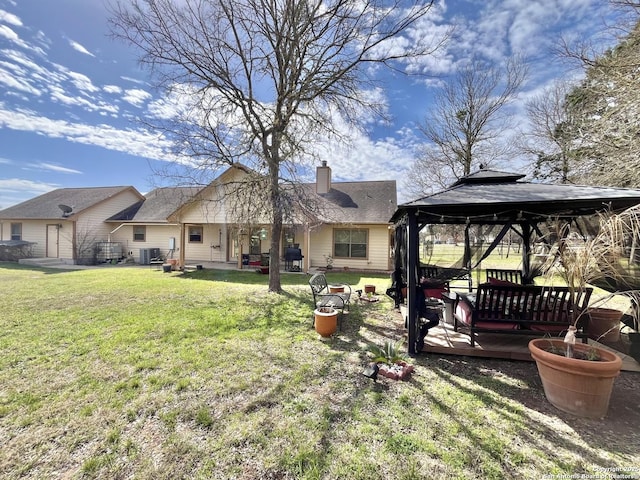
0 263 638 479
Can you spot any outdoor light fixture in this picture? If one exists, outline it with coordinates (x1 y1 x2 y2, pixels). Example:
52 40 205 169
259 228 268 240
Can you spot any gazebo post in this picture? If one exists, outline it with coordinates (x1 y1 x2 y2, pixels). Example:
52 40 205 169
521 222 532 283
407 211 419 355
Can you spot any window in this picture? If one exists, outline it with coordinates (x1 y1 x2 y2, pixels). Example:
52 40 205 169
133 226 146 242
189 226 203 243
10 223 22 241
334 229 368 258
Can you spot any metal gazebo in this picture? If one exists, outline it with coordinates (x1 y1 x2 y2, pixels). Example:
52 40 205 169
390 169 640 354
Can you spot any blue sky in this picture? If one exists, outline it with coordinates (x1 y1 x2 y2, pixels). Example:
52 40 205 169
0 0 620 209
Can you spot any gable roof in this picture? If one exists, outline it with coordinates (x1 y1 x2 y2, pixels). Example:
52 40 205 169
304 180 397 224
0 186 143 220
107 187 203 223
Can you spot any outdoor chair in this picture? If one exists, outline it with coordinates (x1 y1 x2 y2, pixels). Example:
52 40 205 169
485 268 524 285
308 273 351 327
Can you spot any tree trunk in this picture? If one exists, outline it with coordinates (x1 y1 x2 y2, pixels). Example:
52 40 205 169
268 158 283 293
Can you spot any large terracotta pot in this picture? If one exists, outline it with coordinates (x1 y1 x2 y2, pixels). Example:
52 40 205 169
528 338 622 419
314 307 338 337
588 307 623 343
329 285 344 293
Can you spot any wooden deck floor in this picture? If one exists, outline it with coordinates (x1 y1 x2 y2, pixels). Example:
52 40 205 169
420 322 640 373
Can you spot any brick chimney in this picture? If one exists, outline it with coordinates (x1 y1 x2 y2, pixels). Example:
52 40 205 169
316 161 331 194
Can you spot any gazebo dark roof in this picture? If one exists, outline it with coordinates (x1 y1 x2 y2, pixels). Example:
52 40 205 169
392 169 640 224
390 169 640 356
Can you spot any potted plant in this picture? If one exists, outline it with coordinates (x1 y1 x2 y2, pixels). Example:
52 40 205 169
366 340 414 380
324 254 333 270
314 306 338 337
529 206 640 418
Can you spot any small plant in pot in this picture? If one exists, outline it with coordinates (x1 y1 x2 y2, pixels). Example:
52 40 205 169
530 206 640 418
366 340 414 380
324 254 333 270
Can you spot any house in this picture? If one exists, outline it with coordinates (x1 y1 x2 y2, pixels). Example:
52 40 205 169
0 186 144 264
0 164 397 271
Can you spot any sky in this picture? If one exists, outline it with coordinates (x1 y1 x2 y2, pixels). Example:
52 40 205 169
0 0 623 209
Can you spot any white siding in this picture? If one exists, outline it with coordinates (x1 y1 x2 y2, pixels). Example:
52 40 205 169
75 190 143 242
308 224 391 271
2 220 73 260
110 224 181 262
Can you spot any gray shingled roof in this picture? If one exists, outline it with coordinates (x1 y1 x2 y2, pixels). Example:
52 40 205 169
0 186 142 220
107 187 202 223
305 180 397 224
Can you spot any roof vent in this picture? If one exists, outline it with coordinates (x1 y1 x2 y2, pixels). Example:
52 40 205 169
58 204 73 217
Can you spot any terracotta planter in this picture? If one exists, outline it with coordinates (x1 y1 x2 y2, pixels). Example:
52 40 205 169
588 307 623 343
528 338 622 419
314 307 338 337
364 284 376 294
329 285 344 293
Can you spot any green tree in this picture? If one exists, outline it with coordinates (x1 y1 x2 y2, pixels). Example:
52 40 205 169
556 7 640 187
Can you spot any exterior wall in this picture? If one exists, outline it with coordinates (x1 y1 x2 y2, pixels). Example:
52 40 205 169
308 224 391 271
75 190 143 242
109 224 181 262
0 220 73 259
182 223 228 262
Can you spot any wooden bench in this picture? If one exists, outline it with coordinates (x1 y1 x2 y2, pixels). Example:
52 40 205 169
454 283 593 347
309 273 351 327
421 264 472 291
485 268 524 284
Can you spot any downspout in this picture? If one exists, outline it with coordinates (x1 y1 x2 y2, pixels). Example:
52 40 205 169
179 223 186 267
72 220 77 263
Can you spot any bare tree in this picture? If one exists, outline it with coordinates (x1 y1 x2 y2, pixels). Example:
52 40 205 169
522 81 585 184
109 0 443 292
406 56 527 197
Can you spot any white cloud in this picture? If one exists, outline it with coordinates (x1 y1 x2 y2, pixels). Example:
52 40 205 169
0 178 59 209
0 9 22 27
49 85 119 115
0 65 41 95
64 68 100 93
103 84 122 94
0 178 58 194
68 39 95 57
121 76 147 85
0 106 174 162
123 88 152 107
26 162 83 174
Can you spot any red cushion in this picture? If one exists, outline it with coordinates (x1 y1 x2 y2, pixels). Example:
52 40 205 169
423 287 447 299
